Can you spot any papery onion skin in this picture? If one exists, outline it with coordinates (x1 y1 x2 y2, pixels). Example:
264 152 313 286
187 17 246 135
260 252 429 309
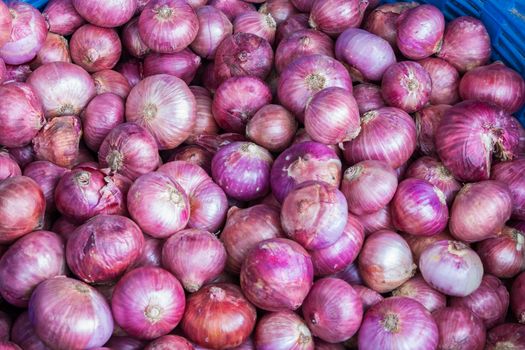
0 152 21 181
125 74 196 150
27 62 96 118
208 0 256 21
162 229 227 292
23 161 69 213
29 277 113 350
111 267 185 340
335 28 396 82
357 297 438 350
246 104 297 152
358 205 395 237
72 0 136 28
419 58 459 105
0 2 47 65
420 240 483 297
341 160 397 216
433 306 486 350
259 0 298 25
0 1 12 48
221 204 284 273
254 311 314 350
485 323 525 350
392 275 446 313
92 70 131 99
122 17 150 59
414 104 450 157
343 107 417 169
81 93 124 151
145 335 193 350
0 176 45 244
492 158 525 220
436 16 491 73
309 0 368 36
30 32 71 70
302 278 363 342
127 172 190 238
0 230 65 307
511 272 525 323
143 50 201 84
181 283 257 349
191 6 232 59
450 274 510 328
233 11 277 45
43 0 85 36
70 24 121 73
353 83 385 114
358 230 416 293
435 100 520 182
240 238 313 311
353 284 383 311
278 54 352 119
11 312 50 350
275 13 309 44
450 181 512 243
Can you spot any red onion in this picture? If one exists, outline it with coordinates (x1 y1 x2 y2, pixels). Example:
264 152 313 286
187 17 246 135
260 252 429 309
358 205 395 236
70 24 121 72
212 141 273 201
127 172 190 238
168 145 213 174
358 297 438 350
186 86 219 143
112 267 185 339
208 0 256 21
254 311 314 350
402 230 452 265
145 335 193 350
359 230 415 293
221 204 283 273
29 277 113 349
138 0 198 53
234 11 276 45
122 17 150 59
11 312 49 350
23 161 68 213
0 342 22 349
116 58 143 87
8 144 35 169
433 306 486 350
278 54 352 119
72 0 136 28
27 62 96 118
436 16 491 72
0 1 12 48
436 101 521 182
246 104 297 152
30 32 71 69
81 93 124 151
128 235 162 269
162 229 226 292
511 272 525 323
0 176 45 244
343 107 416 169
241 238 313 311
213 32 273 85
55 166 127 222
271 141 342 203
126 74 196 150
143 50 201 84
450 181 512 242
353 284 383 311
3 64 32 83
0 151 21 181
191 6 232 59
392 275 446 312
195 132 247 153
335 28 396 82
419 57 459 105
259 0 298 25
333 261 363 285
451 274 510 328
492 158 525 220
303 278 362 342
341 160 397 216
291 0 313 12
381 61 431 113
309 0 368 36
486 323 525 350
92 69 131 98
353 83 385 114
420 240 483 296
51 216 79 241
43 0 85 36
0 83 44 148
310 214 364 276
414 104 450 156
0 2 46 65
33 115 82 168
275 13 309 43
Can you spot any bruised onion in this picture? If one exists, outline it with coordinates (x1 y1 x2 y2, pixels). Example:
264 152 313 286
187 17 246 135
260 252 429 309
23 161 69 213
486 323 525 350
70 24 121 73
259 0 297 25
143 50 201 84
43 0 85 36
414 105 450 156
234 11 277 45
255 311 314 350
353 83 385 114
392 275 446 313
30 32 71 69
92 70 131 98
433 306 486 350
11 312 49 350
111 267 186 340
358 205 395 236
492 157 525 220
419 57 459 105
191 6 232 59
145 335 193 350
511 272 525 323
122 17 150 59
309 0 368 36
0 152 21 181
240 238 313 311
246 104 297 152
208 0 256 21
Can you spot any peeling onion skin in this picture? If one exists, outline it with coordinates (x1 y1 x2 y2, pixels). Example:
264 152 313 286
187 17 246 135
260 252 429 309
254 311 314 350
491 158 525 220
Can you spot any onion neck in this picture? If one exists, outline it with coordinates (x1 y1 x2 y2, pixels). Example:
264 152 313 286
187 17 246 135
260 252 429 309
344 164 363 181
305 73 326 92
75 171 91 187
84 48 99 64
107 150 124 172
237 50 249 63
511 229 524 251
143 103 158 122
209 286 226 301
494 342 518 350
361 110 378 124
145 304 162 323
58 103 76 115
448 241 468 256
433 186 447 206
167 186 184 206
265 13 276 28
381 313 400 333
74 283 90 294
155 5 174 20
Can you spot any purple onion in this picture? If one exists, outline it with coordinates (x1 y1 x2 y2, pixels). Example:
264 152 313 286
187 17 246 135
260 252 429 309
392 275 446 313
353 83 385 114
143 50 201 84
433 306 486 350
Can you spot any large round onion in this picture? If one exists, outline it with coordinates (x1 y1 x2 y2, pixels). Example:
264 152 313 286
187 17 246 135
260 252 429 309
125 74 196 150
343 107 417 169
30 32 71 69
511 272 525 324
42 0 86 36
254 311 314 350
143 50 201 84
450 181 512 242
433 306 486 350
492 158 525 220
0 176 45 244
0 1 12 48
72 0 136 28
358 230 416 293
392 275 446 313
191 6 232 59
486 323 525 350
29 277 113 350
240 238 313 311
419 240 483 297
92 69 131 98
27 62 96 118
419 57 459 105
435 100 521 182
309 0 368 36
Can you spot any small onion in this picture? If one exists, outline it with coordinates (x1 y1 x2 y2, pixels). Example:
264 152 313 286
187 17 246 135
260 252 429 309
182 283 257 349
23 161 69 213
240 238 313 311
341 160 397 216
122 17 150 59
11 312 49 350
168 145 213 174
353 284 383 311
0 151 21 181
255 311 314 350
402 230 453 264
414 105 451 157
511 272 525 323
436 16 491 72
275 13 309 43
419 240 483 297
343 107 417 169
27 62 96 118
450 181 512 242
234 11 277 45
143 49 201 84
92 70 131 98
30 32 71 70
302 278 363 342
433 306 486 350
29 277 113 350
208 0 256 21
259 0 298 25
72 0 136 27
162 229 227 292
353 83 385 114
486 323 525 350
492 157 525 220
309 0 368 36
70 24 121 72
116 58 143 88
358 205 395 236
111 267 186 340
358 230 416 293
145 335 193 350
127 172 190 238
358 297 438 350
392 275 446 313
451 274 510 328
419 57 459 105
191 6 232 59
246 104 297 152
42 0 85 36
